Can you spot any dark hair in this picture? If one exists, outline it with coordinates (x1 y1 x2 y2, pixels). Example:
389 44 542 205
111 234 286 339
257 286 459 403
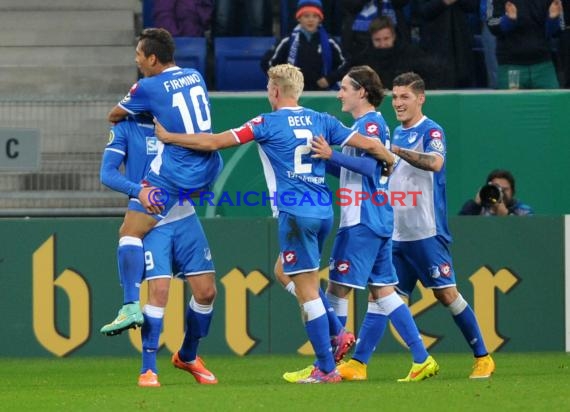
138 28 175 64
346 65 385 107
368 16 395 36
392 72 425 94
486 169 516 194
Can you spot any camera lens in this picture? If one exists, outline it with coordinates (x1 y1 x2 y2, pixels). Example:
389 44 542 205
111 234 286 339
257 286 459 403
479 184 502 207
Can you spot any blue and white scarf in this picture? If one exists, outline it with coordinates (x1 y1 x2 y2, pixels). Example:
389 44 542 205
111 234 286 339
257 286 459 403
287 24 333 76
352 0 397 32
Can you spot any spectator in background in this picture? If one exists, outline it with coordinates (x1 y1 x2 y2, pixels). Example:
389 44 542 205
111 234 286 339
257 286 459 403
214 0 272 36
415 0 479 88
283 0 343 37
341 0 412 59
480 0 498 88
487 0 562 89
153 0 214 36
350 16 440 88
459 169 534 216
556 0 569 88
261 0 348 90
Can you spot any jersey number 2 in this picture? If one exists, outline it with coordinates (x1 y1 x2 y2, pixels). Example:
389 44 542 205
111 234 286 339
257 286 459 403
293 129 313 174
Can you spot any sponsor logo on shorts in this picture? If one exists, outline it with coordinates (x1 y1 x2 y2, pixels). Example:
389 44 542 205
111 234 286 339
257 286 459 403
283 251 297 265
336 260 350 274
439 263 451 277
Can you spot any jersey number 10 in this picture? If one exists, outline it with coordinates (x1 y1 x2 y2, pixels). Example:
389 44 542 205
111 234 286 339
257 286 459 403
172 86 211 133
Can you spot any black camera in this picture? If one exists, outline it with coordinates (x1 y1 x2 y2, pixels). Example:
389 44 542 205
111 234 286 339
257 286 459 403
479 183 503 208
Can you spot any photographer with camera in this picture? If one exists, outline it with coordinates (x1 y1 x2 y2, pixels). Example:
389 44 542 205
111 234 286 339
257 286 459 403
459 169 533 216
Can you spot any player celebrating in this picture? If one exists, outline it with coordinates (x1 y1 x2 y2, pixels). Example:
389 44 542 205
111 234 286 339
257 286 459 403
281 66 438 383
101 28 221 384
154 64 395 383
389 72 495 379
100 115 218 386
101 28 222 336
100 114 157 334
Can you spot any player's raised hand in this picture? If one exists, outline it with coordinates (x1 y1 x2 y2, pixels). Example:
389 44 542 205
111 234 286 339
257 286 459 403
311 135 333 159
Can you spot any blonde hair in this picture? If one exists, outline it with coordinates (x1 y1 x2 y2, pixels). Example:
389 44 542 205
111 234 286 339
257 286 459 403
268 64 304 99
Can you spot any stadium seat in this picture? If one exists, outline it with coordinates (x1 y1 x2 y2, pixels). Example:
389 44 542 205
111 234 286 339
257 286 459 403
142 0 153 28
174 37 208 76
214 37 275 91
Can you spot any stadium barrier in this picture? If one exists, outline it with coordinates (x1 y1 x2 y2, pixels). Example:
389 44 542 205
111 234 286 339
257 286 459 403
0 215 567 357
1 90 568 216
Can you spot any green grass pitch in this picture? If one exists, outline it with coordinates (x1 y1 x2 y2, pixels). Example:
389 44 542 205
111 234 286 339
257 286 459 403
1 352 569 411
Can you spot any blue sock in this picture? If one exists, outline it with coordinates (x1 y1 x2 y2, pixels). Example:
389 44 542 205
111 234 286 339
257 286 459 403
389 304 429 363
178 298 213 362
117 237 144 304
353 310 387 365
141 311 163 374
452 305 488 357
319 288 343 337
303 298 335 373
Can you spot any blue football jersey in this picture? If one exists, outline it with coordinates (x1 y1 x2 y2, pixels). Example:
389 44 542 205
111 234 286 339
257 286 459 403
389 116 451 242
338 111 393 237
102 117 158 197
117 66 222 190
232 106 356 219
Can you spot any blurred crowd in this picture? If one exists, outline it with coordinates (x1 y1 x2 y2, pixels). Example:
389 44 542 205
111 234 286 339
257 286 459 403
150 0 570 90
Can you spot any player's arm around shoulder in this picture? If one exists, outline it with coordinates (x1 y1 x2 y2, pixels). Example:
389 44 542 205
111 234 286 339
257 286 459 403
391 144 444 172
346 132 395 166
154 119 238 151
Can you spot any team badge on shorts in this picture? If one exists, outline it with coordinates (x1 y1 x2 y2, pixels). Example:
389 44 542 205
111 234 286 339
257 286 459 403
429 265 441 278
283 251 297 265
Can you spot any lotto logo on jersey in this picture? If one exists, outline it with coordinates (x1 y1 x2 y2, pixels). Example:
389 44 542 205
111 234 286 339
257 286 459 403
336 260 350 274
439 263 451 277
120 83 138 104
129 82 139 95
429 129 442 139
365 122 379 136
250 116 263 125
283 251 297 265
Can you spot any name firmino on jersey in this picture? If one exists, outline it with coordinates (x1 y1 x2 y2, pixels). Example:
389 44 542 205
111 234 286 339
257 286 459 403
163 73 202 92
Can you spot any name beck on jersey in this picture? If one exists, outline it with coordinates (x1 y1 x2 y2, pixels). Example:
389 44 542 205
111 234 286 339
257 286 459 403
287 116 312 127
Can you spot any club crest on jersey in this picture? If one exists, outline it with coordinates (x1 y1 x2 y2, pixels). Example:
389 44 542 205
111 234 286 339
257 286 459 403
283 251 297 265
407 132 418 144
439 263 451 277
428 265 441 278
336 260 350 274
365 122 379 136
